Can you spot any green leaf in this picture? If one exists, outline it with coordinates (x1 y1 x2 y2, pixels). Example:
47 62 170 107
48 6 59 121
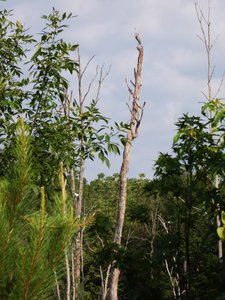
41 34 47 42
16 20 23 31
217 227 225 241
62 12 67 20
173 132 180 144
213 108 225 125
221 211 225 225
105 157 110 168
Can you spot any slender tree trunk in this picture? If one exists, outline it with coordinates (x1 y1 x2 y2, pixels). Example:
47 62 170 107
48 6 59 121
65 250 71 300
109 34 144 300
183 167 193 299
71 46 85 298
100 264 111 300
158 214 182 299
195 0 223 260
216 178 223 259
70 45 111 299
54 270 62 300
74 160 85 297
114 135 132 246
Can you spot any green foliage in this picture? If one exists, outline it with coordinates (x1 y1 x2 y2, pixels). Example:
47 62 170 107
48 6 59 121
0 7 125 194
0 9 34 132
28 9 78 125
0 8 78 182
67 100 123 167
147 104 225 299
0 8 127 298
202 98 225 129
127 202 149 223
0 119 78 299
173 114 215 173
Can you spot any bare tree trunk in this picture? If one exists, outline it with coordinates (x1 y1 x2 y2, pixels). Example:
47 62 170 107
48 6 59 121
65 250 71 300
71 242 76 300
73 46 85 297
109 33 145 300
54 270 62 300
216 178 223 259
71 46 110 299
109 139 132 300
74 160 84 294
158 215 183 299
100 264 112 300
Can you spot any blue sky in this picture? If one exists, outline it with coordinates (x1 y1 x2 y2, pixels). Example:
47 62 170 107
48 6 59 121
2 0 225 181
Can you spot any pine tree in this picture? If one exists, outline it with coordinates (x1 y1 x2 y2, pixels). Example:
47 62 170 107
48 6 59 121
0 119 83 299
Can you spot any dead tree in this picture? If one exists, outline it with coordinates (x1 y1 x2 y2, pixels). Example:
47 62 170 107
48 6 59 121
109 33 145 300
195 0 224 260
61 46 111 299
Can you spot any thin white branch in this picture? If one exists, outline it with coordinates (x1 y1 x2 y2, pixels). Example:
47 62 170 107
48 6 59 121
82 65 99 103
54 269 62 300
80 55 95 79
95 64 111 103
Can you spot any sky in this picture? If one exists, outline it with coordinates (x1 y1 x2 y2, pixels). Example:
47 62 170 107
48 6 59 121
2 0 225 181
